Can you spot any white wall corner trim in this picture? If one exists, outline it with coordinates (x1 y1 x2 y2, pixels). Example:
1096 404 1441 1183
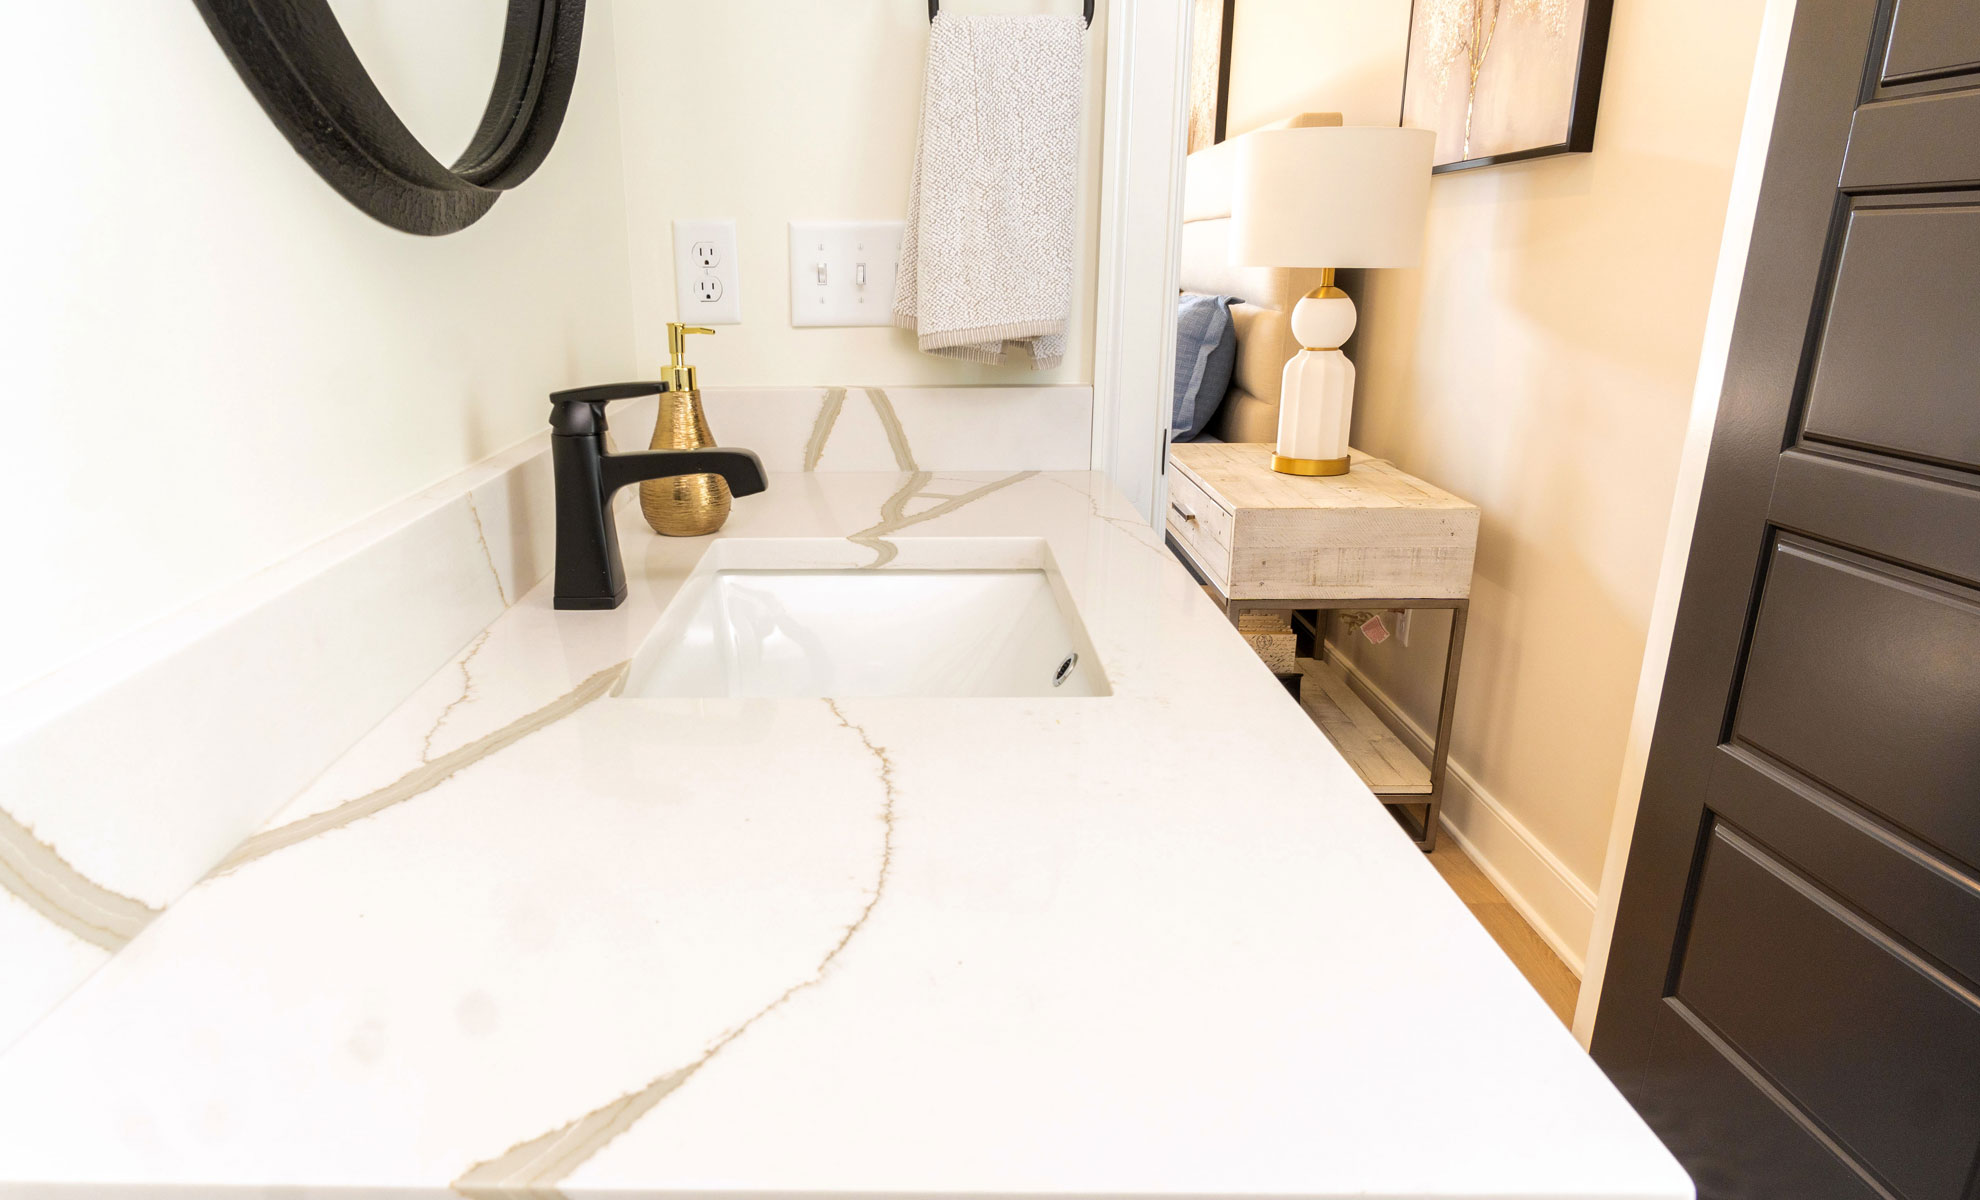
1324 645 1597 976
1092 0 1192 525
1571 0 1804 1049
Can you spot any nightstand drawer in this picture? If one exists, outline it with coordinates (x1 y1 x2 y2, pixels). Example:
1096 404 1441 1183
1166 467 1234 584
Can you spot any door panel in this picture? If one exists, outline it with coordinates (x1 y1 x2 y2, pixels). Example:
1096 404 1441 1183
1709 747 1980 987
1593 0 1980 1195
1771 450 1980 587
1647 1002 1887 1200
1731 538 1980 868
1882 0 1980 82
1801 204 1980 472
1674 824 1980 1200
1843 90 1980 189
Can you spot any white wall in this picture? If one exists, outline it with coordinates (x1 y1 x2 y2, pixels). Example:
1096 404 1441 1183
1224 0 1410 133
0 3 637 696
1216 0 1771 958
610 1 1107 388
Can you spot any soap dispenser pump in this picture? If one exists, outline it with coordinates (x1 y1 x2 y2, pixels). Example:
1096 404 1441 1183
641 323 731 537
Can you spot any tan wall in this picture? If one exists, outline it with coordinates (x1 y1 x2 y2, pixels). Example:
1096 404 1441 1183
611 2 1107 388
1224 0 1411 133
1337 0 1771 892
1217 0 1770 918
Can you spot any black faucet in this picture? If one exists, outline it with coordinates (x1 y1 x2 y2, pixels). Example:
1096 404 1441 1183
548 382 767 610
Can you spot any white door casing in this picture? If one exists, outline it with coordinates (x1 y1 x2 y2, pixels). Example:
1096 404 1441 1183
1090 0 1194 526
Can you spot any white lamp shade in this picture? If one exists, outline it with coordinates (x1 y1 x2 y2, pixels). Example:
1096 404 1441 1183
1231 127 1435 269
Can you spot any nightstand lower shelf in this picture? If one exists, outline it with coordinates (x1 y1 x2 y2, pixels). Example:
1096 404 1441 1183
1298 656 1431 796
1170 528 1468 851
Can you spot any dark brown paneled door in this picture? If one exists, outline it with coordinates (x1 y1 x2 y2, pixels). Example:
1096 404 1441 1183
1591 0 1980 1197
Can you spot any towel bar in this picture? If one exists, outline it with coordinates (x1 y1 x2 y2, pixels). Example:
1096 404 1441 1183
929 0 1094 26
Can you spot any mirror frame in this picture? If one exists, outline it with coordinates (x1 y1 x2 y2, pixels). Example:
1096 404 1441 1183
192 0 586 236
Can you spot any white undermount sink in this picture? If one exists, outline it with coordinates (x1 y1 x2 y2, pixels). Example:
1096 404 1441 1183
620 538 1110 698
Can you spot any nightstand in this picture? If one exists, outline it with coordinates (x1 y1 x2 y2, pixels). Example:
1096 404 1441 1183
1165 441 1480 850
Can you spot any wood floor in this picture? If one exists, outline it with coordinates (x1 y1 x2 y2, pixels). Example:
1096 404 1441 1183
1427 839 1580 1025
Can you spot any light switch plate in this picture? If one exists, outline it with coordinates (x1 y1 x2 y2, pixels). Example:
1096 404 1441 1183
673 219 741 325
788 220 905 327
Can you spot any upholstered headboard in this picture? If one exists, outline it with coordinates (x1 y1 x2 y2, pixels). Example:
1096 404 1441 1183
1179 112 1339 443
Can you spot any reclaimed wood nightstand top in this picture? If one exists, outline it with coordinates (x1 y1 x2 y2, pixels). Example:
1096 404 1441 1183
1169 442 1477 516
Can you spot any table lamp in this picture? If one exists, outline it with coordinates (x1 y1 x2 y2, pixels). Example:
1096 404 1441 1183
1231 127 1434 476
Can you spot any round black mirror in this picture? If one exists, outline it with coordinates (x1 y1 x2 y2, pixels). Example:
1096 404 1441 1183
192 0 586 236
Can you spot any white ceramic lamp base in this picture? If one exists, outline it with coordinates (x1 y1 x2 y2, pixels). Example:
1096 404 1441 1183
1273 286 1358 477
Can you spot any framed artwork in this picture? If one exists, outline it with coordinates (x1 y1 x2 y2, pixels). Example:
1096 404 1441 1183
1401 0 1614 173
1185 0 1236 154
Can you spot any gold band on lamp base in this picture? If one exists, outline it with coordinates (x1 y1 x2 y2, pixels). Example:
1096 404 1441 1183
1273 453 1351 477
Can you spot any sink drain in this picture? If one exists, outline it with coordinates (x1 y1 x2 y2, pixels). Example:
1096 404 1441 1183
1053 653 1079 687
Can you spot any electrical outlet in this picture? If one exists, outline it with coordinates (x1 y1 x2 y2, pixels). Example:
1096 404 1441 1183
788 220 905 327
673 219 740 324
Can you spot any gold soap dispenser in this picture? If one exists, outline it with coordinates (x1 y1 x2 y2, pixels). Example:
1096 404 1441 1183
641 322 732 537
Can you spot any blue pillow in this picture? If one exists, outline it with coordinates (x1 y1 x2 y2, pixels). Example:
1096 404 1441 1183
1173 293 1239 441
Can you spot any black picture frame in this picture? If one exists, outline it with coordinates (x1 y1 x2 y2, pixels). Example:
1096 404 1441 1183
1401 0 1614 175
1186 0 1237 153
191 0 586 236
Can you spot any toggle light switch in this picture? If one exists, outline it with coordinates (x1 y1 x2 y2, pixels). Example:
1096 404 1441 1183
788 220 905 327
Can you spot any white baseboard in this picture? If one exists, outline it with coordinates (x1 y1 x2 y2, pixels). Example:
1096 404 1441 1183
1321 643 1597 976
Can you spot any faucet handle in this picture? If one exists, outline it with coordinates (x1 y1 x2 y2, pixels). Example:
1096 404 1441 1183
548 381 667 436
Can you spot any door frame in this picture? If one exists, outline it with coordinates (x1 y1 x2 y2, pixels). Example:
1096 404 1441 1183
1569 0 1803 1048
1091 0 1195 526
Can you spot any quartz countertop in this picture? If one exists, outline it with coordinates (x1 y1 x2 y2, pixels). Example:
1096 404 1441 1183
0 470 1690 1199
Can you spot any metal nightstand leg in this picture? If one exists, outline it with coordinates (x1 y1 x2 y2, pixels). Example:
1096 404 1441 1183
1410 600 1468 853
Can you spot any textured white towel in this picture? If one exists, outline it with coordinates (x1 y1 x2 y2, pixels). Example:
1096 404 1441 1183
894 13 1086 369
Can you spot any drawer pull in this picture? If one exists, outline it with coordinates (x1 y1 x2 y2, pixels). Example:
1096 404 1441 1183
1170 499 1198 523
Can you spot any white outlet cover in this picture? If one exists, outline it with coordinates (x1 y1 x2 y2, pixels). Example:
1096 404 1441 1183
673 218 741 325
788 220 905 327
